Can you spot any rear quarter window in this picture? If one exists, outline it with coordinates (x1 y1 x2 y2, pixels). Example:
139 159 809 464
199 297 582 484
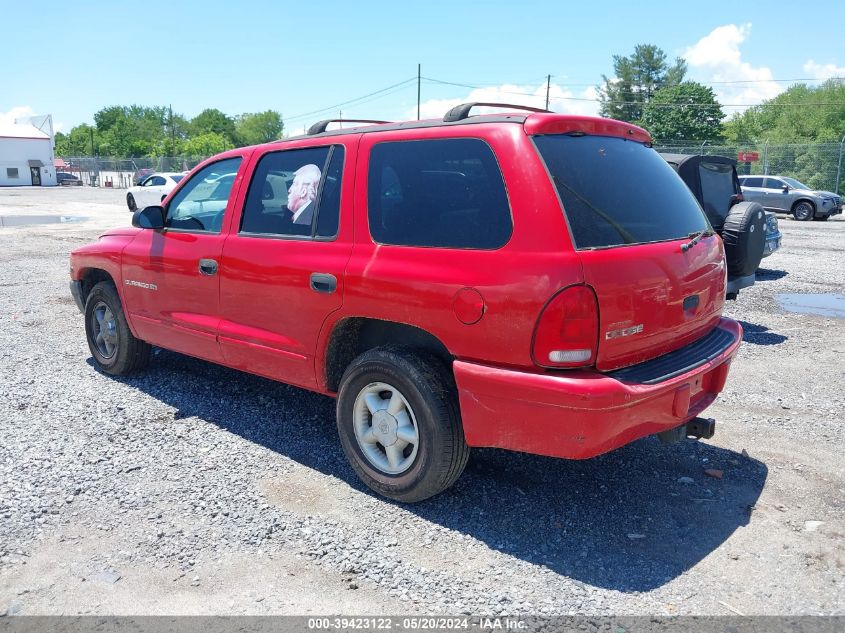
367 138 512 249
534 135 708 249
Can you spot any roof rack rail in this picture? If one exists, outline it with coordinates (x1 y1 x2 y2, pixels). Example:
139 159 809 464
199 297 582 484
307 119 391 135
443 102 549 123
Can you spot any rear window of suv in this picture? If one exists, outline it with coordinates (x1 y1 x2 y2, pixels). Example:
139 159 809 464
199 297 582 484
534 135 708 249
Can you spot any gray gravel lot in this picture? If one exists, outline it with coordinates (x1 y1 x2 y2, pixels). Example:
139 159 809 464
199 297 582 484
1 186 843 615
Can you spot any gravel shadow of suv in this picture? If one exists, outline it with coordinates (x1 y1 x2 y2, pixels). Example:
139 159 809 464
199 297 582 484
661 153 781 299
70 104 743 502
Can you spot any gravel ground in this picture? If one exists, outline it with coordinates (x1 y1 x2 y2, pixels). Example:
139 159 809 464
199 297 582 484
1 186 843 616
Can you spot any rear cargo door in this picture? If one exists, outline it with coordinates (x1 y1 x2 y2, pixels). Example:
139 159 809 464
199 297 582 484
534 134 726 372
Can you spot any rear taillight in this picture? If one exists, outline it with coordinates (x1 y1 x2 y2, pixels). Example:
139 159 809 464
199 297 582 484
532 285 599 369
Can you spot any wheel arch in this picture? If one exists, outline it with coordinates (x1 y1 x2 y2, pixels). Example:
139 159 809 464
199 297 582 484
78 267 116 306
320 317 453 394
791 198 816 215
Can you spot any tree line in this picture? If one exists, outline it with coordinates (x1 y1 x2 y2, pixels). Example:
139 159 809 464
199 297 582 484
600 44 845 145
54 107 283 158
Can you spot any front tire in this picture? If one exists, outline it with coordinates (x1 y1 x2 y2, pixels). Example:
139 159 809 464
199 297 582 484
127 193 137 212
84 281 150 375
336 348 469 502
792 200 814 221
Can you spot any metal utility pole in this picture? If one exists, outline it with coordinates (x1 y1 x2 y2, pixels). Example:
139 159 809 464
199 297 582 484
417 64 421 120
545 74 551 110
836 134 845 195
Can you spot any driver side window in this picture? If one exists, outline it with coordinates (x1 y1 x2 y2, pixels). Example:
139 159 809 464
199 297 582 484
165 157 242 232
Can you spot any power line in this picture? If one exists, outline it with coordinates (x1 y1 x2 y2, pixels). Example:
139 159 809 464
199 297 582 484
425 75 844 88
282 72 843 130
422 76 844 109
284 78 417 122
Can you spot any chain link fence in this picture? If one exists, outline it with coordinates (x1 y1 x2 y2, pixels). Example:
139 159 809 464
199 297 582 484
653 141 845 195
57 156 210 189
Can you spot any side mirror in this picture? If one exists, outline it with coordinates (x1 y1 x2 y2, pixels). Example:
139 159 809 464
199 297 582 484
782 184 790 192
132 205 165 229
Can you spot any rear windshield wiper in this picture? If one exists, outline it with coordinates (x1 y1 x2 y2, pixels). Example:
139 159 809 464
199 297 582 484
552 176 637 244
681 228 715 252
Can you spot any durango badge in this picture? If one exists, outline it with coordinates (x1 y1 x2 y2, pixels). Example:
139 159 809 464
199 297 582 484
125 279 158 291
605 324 644 340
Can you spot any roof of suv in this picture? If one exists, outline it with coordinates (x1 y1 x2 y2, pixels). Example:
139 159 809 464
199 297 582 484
283 105 652 145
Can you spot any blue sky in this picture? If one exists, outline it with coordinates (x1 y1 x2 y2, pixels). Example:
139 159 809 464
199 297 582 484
2 0 843 135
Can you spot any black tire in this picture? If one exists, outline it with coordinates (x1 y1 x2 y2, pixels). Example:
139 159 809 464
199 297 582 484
336 347 469 502
84 281 150 375
127 193 137 212
792 200 815 221
722 201 766 278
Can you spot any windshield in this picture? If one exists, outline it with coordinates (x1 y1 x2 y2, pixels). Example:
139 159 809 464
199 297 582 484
534 135 709 249
782 176 809 190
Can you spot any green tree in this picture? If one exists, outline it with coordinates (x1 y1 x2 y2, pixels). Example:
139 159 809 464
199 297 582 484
153 111 191 156
54 124 97 156
235 110 284 145
190 109 237 145
92 105 168 156
640 82 724 142
723 79 845 143
181 132 234 157
599 44 687 123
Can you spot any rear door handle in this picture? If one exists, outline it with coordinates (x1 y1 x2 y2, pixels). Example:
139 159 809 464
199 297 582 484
198 258 218 276
310 273 337 293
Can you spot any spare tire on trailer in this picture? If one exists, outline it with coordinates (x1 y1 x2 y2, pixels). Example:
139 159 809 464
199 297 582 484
721 201 766 278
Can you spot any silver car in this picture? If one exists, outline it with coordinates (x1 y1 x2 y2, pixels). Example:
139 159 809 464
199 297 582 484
739 175 842 221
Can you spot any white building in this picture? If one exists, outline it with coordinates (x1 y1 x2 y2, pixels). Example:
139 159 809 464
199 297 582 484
0 114 57 187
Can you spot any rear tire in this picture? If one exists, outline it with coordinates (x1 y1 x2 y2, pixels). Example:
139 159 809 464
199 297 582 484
792 200 814 221
336 347 469 502
84 281 150 375
127 193 137 212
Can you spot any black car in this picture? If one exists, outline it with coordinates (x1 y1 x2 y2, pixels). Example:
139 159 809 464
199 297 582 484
56 171 82 186
661 153 781 299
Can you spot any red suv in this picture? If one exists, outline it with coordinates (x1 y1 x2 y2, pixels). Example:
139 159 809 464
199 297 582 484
69 103 742 502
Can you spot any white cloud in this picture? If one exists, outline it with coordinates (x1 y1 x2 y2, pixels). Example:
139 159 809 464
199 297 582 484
683 24 782 110
0 105 37 127
407 82 600 121
803 60 845 80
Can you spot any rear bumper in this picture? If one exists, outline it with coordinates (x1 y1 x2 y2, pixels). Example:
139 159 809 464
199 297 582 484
454 317 742 459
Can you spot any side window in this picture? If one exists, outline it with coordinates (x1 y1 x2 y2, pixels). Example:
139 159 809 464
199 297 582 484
240 146 333 237
743 177 764 187
165 157 242 233
149 176 166 186
765 178 783 189
367 138 512 249
315 147 344 238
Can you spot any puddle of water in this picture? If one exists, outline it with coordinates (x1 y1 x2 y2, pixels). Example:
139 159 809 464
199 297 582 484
776 293 845 319
0 215 88 227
